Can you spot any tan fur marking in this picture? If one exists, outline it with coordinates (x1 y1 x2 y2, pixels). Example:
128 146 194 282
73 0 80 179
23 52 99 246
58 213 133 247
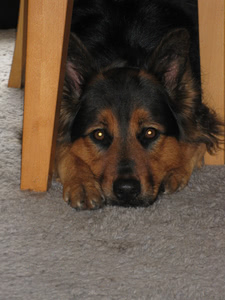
130 108 165 135
139 70 160 84
88 72 105 86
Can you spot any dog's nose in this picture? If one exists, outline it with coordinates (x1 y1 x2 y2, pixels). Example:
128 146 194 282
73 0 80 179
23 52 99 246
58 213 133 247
113 178 141 202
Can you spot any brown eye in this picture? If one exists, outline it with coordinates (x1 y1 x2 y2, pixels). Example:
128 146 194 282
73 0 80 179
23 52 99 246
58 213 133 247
91 129 113 149
137 127 159 148
144 128 157 139
93 129 105 141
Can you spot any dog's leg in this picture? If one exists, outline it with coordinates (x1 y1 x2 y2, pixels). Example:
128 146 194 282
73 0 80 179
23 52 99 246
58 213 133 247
56 144 104 210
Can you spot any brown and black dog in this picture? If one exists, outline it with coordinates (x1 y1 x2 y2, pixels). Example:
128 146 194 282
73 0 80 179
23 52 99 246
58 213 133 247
55 0 222 209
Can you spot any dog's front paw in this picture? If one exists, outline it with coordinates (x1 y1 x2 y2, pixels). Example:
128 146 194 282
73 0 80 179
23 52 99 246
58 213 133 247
163 170 190 194
63 178 104 210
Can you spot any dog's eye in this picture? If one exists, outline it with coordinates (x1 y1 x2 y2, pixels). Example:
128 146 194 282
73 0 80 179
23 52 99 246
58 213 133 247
90 129 113 149
137 127 159 148
144 128 157 139
93 129 105 141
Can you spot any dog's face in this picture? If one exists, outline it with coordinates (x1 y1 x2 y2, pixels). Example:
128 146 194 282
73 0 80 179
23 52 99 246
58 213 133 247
59 29 222 208
68 66 206 207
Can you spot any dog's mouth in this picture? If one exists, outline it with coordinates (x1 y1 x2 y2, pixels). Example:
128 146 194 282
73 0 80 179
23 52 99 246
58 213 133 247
102 178 164 208
105 193 158 207
108 196 156 208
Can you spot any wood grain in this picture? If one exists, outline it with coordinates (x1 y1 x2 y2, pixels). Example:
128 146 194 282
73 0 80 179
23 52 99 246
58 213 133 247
198 0 225 165
8 0 28 88
21 0 74 191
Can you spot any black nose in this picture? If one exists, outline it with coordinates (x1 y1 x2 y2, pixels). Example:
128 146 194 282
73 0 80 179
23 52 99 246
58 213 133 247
113 178 141 202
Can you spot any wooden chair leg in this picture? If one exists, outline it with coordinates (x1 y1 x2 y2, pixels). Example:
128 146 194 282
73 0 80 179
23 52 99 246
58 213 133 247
8 0 28 88
21 0 74 192
198 0 225 165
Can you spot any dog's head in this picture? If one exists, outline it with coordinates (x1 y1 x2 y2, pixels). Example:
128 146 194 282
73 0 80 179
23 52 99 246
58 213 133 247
60 29 223 207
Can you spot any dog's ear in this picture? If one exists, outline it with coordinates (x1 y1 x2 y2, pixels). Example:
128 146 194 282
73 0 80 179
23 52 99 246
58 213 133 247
58 34 94 143
66 33 94 95
148 29 223 153
148 29 190 93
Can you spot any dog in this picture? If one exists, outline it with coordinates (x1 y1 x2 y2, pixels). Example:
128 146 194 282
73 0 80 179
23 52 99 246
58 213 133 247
55 0 222 209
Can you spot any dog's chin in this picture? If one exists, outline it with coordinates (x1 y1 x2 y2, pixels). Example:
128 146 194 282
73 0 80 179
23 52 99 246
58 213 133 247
105 195 158 208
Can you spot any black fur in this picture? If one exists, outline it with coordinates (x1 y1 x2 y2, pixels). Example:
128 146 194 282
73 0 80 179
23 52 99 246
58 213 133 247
58 0 222 161
71 0 200 77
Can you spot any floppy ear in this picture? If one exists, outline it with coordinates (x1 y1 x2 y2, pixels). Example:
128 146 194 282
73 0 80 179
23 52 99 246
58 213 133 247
58 34 94 143
65 33 94 95
148 29 223 153
148 28 190 93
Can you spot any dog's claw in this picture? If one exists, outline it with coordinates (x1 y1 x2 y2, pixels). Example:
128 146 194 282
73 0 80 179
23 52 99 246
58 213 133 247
64 191 70 203
63 180 103 210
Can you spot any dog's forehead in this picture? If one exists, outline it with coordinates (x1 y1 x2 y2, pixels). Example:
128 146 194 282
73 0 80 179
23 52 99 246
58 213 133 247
72 67 179 141
94 107 166 137
94 109 119 133
83 67 176 129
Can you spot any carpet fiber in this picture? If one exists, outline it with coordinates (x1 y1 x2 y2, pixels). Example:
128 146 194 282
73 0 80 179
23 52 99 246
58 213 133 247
1 30 225 300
